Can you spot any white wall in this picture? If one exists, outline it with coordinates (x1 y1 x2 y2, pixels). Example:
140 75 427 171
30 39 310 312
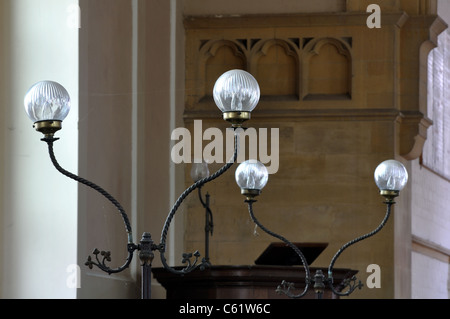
410 0 450 300
0 0 79 298
412 160 450 250
412 251 450 299
411 159 450 299
182 0 346 15
75 0 184 299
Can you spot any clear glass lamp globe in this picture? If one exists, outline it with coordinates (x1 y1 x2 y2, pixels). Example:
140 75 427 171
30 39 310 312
374 160 408 192
235 160 269 197
191 161 210 182
213 69 260 113
24 80 71 123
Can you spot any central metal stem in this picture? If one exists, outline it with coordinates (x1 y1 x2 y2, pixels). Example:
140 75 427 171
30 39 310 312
139 232 155 300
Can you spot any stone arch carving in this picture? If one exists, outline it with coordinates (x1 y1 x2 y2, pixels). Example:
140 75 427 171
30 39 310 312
302 37 352 100
250 39 300 99
198 40 247 101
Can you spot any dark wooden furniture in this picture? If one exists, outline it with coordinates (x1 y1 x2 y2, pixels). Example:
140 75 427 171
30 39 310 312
153 243 357 299
152 265 357 299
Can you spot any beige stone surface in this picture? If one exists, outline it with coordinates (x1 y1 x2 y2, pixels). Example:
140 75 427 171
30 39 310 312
182 7 444 299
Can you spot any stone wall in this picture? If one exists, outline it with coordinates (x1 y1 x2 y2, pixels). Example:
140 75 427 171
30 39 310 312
181 3 444 298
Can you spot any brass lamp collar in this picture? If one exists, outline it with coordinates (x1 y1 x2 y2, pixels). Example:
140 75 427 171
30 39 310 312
33 120 62 138
223 111 251 127
241 188 261 200
380 190 399 203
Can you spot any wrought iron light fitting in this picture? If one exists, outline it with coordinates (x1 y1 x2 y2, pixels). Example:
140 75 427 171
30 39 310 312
24 70 408 299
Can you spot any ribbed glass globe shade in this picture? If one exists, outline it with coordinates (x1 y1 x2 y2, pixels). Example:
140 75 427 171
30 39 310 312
213 70 260 113
374 160 408 191
24 81 71 123
191 161 210 182
235 160 269 191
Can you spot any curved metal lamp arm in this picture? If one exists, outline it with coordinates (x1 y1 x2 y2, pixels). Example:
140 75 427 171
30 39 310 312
199 187 213 266
158 134 239 275
327 201 394 296
246 200 311 299
198 186 207 208
85 243 138 274
199 187 214 236
43 137 137 274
